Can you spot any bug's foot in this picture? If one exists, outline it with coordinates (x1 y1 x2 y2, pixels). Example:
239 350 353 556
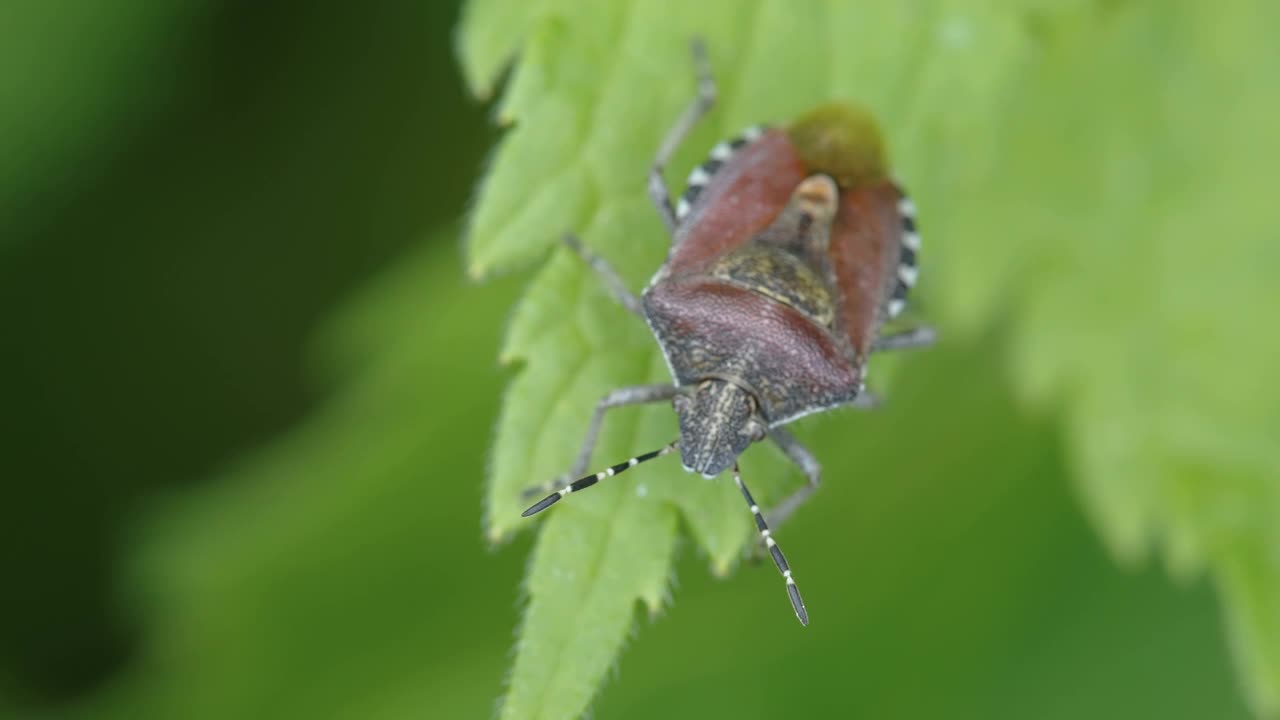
743 537 767 566
520 474 570 500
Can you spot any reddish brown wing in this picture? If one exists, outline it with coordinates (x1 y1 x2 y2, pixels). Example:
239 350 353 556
643 279 861 422
664 129 808 277
829 181 905 360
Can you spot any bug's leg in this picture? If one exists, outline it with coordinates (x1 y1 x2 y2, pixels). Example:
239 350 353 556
562 233 644 317
850 390 880 409
521 384 680 498
648 38 717 234
872 326 937 353
734 462 808 625
762 427 822 531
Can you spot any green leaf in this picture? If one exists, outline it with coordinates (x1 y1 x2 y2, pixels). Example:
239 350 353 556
464 0 1279 718
460 2 1055 718
935 2 1280 714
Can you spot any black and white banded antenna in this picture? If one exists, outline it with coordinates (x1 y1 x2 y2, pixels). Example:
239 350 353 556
733 462 809 626
521 441 679 517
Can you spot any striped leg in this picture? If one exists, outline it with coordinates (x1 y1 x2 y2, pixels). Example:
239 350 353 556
734 463 809 626
523 442 677 516
648 38 717 234
521 384 679 500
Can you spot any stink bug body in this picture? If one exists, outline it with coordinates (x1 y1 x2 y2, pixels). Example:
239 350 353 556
521 42 934 626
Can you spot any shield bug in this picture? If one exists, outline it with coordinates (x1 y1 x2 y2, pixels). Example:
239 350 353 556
521 41 935 626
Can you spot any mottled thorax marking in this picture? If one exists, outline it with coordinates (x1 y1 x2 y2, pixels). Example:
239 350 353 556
705 174 841 328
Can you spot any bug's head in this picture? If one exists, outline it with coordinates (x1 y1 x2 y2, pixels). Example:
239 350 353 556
673 380 767 477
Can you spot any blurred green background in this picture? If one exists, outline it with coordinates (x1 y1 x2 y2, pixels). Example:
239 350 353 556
0 1 1264 719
